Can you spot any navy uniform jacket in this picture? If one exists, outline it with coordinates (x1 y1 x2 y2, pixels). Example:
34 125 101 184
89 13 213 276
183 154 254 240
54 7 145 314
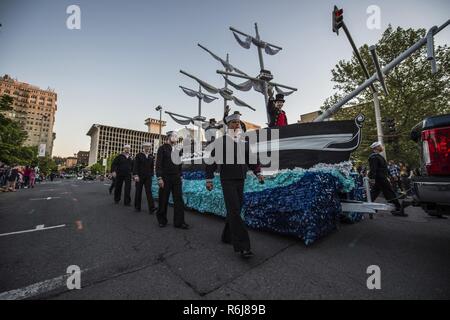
368 153 389 180
133 153 154 178
155 143 182 178
206 135 261 181
111 154 133 176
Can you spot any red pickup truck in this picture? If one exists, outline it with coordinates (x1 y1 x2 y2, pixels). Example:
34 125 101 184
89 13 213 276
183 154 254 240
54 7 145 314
409 113 450 216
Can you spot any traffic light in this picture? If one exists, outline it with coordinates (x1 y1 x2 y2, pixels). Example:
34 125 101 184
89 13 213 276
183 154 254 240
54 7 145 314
332 6 344 35
382 117 396 143
386 118 396 134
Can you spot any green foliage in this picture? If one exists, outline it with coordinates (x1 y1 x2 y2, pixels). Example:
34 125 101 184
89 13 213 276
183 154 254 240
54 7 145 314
36 156 57 176
0 94 37 165
90 163 104 175
322 25 450 167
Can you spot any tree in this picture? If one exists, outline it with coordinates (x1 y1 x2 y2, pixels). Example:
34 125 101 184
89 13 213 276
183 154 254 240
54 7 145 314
322 25 450 167
107 153 118 172
0 94 37 165
36 156 57 176
89 163 104 175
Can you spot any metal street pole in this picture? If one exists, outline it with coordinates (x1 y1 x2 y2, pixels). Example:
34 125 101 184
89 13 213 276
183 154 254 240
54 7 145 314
341 22 386 158
38 115 48 157
314 19 450 123
155 105 163 148
104 141 109 178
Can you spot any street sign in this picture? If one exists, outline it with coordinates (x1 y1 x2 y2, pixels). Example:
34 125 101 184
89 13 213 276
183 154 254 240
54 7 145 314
38 144 46 157
102 158 107 166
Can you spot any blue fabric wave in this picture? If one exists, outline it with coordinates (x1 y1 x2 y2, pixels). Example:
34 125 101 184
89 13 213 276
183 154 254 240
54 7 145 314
152 163 363 245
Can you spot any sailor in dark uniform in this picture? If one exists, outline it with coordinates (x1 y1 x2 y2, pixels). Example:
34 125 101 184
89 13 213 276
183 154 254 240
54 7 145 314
155 131 189 229
368 142 406 216
133 142 157 213
111 144 133 206
205 113 264 258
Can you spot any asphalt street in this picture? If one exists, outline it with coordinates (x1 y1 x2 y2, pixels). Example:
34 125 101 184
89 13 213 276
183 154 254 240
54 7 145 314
0 178 449 300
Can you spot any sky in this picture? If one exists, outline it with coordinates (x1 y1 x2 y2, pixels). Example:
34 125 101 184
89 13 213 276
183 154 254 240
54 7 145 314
0 0 449 157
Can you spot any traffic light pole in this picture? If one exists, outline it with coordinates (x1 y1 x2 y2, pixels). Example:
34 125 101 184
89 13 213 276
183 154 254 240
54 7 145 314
341 22 386 158
314 19 450 123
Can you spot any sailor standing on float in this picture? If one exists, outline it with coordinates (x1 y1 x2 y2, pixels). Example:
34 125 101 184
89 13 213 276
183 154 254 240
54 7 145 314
267 85 288 127
205 112 264 258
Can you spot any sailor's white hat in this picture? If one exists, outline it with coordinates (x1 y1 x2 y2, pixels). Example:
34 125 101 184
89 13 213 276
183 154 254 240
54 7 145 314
225 113 240 124
370 141 382 149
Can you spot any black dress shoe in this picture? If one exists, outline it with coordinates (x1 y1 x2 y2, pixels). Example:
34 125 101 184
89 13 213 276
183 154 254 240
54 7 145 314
392 210 408 217
239 250 254 258
174 223 190 230
159 223 167 228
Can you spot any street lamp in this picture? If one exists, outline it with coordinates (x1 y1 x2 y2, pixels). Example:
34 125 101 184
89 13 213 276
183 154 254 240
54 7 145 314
38 114 49 157
155 105 163 148
104 141 109 178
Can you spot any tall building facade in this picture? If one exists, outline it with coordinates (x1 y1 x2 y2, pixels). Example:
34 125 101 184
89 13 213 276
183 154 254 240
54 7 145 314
0 75 57 156
87 124 165 166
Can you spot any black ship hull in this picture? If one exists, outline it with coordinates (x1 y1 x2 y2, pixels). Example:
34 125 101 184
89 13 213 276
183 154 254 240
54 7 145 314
181 115 364 171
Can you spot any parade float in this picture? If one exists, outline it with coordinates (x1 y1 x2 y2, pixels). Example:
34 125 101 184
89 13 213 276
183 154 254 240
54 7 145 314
154 15 449 244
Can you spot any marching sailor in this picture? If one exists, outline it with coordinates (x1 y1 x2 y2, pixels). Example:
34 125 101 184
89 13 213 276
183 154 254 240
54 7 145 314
205 112 264 258
155 131 189 229
133 142 157 213
111 144 133 206
368 142 406 216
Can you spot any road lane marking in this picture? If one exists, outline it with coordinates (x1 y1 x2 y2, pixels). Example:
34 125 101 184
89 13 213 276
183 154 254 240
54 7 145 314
29 197 61 201
0 224 66 237
0 275 68 300
0 266 89 300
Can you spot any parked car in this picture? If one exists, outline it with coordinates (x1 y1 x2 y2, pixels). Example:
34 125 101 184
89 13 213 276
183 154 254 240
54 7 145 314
409 113 450 216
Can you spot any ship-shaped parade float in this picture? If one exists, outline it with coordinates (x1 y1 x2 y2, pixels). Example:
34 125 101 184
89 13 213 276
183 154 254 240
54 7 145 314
152 16 449 245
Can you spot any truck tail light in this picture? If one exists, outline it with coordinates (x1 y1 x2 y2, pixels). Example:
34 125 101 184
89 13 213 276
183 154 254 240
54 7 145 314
421 126 450 176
